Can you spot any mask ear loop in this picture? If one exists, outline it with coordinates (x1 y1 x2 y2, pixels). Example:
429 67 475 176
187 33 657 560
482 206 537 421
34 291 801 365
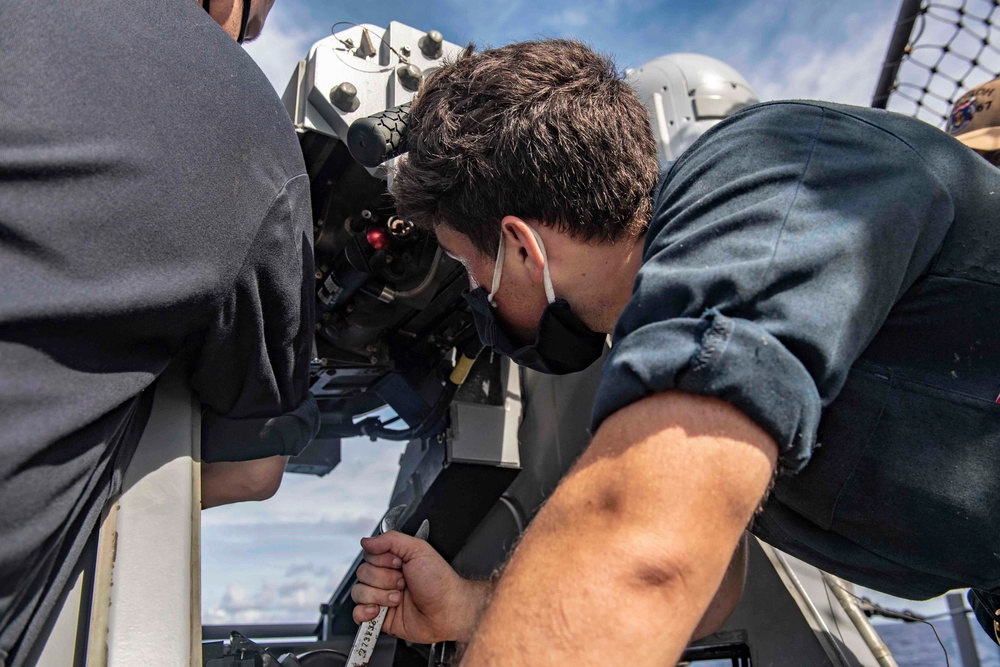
236 0 252 43
527 228 556 304
487 233 505 306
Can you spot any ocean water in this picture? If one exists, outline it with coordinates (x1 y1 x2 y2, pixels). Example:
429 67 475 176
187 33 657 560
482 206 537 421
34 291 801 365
875 620 1000 667
693 620 999 666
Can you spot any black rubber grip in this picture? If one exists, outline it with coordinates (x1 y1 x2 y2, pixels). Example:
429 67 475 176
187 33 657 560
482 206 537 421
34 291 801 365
346 103 411 168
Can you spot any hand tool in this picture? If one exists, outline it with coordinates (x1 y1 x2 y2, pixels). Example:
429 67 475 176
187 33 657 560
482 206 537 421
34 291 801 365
347 505 429 667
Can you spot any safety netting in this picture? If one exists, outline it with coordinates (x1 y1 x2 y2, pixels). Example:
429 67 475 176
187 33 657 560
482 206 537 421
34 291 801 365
873 0 1000 125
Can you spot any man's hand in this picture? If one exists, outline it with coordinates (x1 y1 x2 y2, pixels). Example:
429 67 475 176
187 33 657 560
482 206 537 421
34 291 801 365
201 455 288 509
461 391 778 666
352 531 492 644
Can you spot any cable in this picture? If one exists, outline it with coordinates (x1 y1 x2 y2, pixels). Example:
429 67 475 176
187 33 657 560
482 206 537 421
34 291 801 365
823 575 848 648
328 21 413 76
393 246 442 300
324 340 484 441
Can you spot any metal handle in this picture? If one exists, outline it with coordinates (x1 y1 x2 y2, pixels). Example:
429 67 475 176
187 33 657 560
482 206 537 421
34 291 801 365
347 103 412 168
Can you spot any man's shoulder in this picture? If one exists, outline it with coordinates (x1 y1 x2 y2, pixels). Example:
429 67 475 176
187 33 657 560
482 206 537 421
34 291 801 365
1 0 304 184
0 0 310 313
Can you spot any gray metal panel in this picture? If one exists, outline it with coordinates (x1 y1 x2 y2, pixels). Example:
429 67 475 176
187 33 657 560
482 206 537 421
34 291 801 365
447 357 521 468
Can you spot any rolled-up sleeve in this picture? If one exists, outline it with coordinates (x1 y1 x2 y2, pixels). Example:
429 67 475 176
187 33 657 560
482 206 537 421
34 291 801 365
191 174 320 462
592 102 953 473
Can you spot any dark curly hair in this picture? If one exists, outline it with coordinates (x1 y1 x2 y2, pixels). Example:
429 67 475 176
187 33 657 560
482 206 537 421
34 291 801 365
391 39 659 258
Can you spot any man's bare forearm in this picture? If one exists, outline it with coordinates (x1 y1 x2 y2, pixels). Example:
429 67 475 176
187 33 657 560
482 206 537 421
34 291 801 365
459 392 776 666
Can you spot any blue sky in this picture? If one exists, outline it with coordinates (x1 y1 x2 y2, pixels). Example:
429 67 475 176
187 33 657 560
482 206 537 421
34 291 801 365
244 0 903 106
203 0 985 641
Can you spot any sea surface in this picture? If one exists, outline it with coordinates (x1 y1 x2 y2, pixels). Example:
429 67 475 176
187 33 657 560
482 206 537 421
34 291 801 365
875 620 1000 667
694 619 1000 666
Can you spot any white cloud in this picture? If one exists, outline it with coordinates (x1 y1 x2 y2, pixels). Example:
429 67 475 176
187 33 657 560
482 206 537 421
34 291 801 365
244 0 328 93
285 561 335 578
675 0 899 105
542 8 591 30
206 578 330 624
202 437 406 624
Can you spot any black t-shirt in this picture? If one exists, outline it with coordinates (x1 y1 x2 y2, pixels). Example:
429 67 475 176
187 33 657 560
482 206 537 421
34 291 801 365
0 1 317 663
593 101 1000 599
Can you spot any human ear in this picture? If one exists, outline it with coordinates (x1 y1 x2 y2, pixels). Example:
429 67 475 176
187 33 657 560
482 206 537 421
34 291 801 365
500 216 546 286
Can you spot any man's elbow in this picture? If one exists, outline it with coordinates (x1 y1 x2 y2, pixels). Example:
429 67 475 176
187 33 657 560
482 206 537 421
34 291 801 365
201 455 288 508
239 458 286 501
691 535 749 640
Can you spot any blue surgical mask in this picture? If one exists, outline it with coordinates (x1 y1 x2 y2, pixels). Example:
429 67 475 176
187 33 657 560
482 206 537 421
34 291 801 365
461 228 606 375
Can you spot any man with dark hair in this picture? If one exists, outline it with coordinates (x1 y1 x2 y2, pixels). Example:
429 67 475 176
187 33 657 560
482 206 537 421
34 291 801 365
350 40 1000 662
0 1 317 664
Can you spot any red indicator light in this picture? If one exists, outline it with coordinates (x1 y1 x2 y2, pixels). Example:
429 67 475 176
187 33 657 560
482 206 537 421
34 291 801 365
366 227 389 250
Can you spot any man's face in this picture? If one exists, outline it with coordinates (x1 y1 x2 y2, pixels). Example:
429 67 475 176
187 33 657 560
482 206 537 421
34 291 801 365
434 224 549 346
202 0 276 42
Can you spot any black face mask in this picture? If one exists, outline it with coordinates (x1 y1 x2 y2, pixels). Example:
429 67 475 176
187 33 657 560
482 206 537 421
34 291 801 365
462 288 606 375
202 0 253 44
460 228 606 375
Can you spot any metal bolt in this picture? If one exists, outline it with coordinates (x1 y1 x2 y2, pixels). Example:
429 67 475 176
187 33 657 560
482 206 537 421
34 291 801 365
346 304 355 313
315 323 322 331
329 81 360 113
361 209 373 220
369 355 379 365
322 312 331 321
397 63 423 92
400 45 411 57
419 30 444 59
315 270 324 279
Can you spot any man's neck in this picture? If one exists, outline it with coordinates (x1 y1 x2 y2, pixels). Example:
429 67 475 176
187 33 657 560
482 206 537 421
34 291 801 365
558 234 645 336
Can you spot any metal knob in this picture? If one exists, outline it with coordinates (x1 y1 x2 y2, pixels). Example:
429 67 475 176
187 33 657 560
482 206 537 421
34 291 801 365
397 64 423 92
329 82 359 112
419 30 443 59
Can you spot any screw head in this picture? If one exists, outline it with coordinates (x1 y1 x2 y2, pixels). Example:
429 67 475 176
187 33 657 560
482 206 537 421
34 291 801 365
400 45 411 57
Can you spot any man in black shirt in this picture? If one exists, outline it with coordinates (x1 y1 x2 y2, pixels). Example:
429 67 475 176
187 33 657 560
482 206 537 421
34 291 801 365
348 41 1000 662
0 1 317 664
